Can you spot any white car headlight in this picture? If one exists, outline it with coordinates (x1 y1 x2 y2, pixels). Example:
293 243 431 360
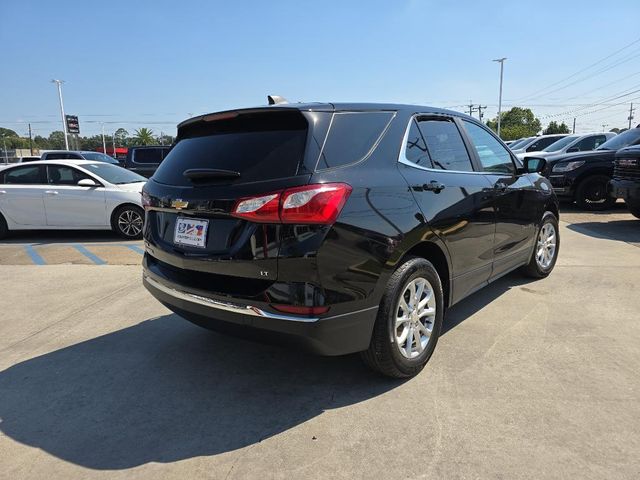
552 161 585 173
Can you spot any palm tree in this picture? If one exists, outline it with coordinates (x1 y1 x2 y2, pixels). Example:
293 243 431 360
133 128 155 146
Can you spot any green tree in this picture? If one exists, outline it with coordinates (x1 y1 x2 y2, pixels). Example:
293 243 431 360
48 131 67 149
543 121 570 134
132 128 155 146
114 128 129 147
486 107 542 140
0 127 19 138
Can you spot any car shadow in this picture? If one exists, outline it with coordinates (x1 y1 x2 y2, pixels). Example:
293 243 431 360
566 221 640 244
0 315 403 470
0 230 136 245
442 272 537 335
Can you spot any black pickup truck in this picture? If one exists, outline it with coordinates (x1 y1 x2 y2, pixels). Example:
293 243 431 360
610 145 640 219
122 146 171 177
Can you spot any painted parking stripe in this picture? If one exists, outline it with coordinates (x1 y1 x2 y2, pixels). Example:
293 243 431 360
126 245 145 254
24 245 46 265
73 245 106 265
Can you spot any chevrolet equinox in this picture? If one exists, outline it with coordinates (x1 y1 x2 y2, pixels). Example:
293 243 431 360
142 102 560 378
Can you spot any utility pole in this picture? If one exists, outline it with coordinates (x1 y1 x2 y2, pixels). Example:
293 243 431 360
477 105 487 121
628 103 635 130
493 57 507 138
467 101 474 116
160 131 164 146
101 123 107 155
572 117 576 134
2 137 8 163
51 79 70 150
602 123 608 132
28 123 33 155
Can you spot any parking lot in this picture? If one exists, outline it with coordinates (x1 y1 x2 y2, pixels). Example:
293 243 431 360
1 207 639 479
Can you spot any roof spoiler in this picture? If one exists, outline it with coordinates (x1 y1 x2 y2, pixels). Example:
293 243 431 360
268 95 289 105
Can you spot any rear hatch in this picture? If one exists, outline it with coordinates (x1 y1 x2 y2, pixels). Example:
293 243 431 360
142 107 327 292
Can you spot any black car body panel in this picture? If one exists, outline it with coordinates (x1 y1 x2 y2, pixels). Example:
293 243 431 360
610 145 640 204
142 103 558 355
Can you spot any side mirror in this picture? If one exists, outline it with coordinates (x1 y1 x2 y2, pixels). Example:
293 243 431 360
77 178 99 187
566 146 579 153
523 157 547 174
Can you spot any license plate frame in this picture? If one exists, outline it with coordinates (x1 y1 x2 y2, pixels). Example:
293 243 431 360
174 217 209 248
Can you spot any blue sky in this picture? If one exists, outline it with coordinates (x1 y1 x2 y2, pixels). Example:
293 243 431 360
1 0 640 137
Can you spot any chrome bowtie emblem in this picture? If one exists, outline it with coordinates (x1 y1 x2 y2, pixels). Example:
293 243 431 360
171 199 189 210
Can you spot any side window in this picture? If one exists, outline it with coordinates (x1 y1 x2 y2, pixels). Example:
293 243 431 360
575 136 596 151
47 165 91 185
316 112 394 170
404 119 431 167
2 166 46 184
417 118 474 172
527 136 561 152
462 121 515 174
594 135 607 149
133 148 163 164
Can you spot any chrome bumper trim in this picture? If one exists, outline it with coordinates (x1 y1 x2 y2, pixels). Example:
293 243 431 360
143 274 320 323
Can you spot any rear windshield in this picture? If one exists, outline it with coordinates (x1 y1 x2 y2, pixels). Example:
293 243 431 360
152 111 308 186
133 148 168 164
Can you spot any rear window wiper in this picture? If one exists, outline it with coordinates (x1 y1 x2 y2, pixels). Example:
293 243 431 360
183 168 241 181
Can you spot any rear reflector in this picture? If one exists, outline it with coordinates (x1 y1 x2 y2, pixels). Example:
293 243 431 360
271 304 330 316
231 183 352 225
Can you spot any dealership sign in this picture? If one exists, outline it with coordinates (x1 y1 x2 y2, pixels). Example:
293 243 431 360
65 115 80 134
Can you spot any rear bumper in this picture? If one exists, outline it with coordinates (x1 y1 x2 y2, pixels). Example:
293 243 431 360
610 179 640 202
142 266 378 356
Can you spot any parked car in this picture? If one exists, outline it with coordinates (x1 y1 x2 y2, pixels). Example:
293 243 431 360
0 160 146 239
141 102 559 378
507 137 531 150
122 146 171 177
543 127 640 210
516 132 615 160
40 150 120 165
609 145 640 219
510 134 569 155
16 156 41 163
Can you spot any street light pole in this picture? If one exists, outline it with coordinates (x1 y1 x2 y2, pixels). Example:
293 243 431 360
51 79 70 150
493 58 507 138
101 123 107 155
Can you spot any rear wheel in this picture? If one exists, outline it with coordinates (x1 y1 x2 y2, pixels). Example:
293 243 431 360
112 205 144 239
575 175 615 211
361 257 444 378
0 213 8 240
521 211 559 278
625 200 640 219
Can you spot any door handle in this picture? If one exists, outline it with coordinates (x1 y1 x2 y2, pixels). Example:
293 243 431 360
45 190 59 195
422 181 446 193
493 181 508 191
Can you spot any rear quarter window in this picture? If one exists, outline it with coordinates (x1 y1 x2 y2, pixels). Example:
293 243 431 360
314 112 395 170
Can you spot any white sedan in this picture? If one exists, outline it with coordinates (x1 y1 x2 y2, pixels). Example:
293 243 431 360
0 160 146 239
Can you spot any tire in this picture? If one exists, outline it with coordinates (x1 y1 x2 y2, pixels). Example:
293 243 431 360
112 205 144 239
625 200 640 220
0 213 8 240
575 175 615 211
361 257 444 378
521 211 560 278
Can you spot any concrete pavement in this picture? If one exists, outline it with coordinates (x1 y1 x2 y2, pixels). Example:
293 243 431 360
0 217 639 479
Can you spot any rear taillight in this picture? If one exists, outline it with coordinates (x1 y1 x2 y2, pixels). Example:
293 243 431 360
231 183 352 224
141 191 151 211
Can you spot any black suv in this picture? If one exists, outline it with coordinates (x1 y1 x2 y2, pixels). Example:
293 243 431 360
142 103 559 378
542 128 640 210
610 145 640 218
123 146 171 177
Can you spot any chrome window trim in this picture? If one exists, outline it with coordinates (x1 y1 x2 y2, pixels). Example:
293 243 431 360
397 115 487 175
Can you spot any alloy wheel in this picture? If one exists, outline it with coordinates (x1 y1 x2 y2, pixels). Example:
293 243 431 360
535 222 557 269
395 277 436 359
117 209 143 237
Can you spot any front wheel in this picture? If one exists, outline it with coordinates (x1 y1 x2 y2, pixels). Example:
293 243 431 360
521 211 560 278
361 257 444 378
575 175 615 211
625 200 640 220
112 205 144 239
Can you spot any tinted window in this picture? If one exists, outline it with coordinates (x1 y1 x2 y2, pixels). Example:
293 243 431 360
2 165 46 184
526 136 564 152
154 111 308 186
316 112 394 170
133 148 164 164
47 165 91 185
597 128 640 150
45 152 82 160
81 152 119 164
542 135 579 152
417 118 474 172
463 121 514 174
404 119 431 167
82 163 146 184
575 135 607 151
509 138 530 149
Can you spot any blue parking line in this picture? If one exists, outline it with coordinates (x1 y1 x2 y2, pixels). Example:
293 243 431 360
24 245 46 265
73 245 106 265
126 245 145 254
